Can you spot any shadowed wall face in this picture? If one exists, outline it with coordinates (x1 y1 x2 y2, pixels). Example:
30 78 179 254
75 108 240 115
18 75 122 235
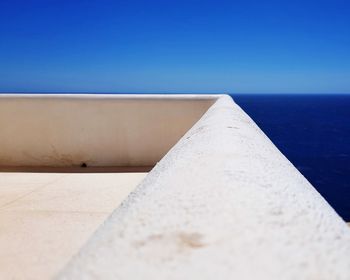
0 95 215 169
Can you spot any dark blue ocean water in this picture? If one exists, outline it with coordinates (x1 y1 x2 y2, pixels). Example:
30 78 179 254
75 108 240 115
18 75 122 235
232 94 350 221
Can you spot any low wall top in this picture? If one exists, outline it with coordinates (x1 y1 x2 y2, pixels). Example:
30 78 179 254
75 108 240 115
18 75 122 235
57 95 350 280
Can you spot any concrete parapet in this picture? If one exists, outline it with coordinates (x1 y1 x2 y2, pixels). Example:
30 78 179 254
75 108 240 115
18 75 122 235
57 95 350 280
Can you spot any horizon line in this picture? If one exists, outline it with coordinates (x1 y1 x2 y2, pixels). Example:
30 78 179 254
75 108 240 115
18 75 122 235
1 92 350 96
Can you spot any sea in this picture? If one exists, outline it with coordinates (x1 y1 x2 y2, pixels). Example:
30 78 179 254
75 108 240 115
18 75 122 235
232 94 350 221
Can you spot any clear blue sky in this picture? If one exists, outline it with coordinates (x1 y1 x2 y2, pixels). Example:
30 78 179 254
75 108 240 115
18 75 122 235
0 0 349 93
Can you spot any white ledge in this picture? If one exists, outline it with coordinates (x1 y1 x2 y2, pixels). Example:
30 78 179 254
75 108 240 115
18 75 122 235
57 95 350 280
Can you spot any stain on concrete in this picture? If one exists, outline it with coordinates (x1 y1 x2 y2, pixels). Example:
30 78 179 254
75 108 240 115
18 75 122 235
134 231 205 251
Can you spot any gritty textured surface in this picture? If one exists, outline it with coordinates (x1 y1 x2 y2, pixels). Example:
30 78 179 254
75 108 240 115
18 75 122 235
58 95 350 280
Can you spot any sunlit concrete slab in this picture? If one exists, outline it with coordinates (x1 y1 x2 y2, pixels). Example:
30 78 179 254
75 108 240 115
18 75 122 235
0 172 147 280
0 173 63 207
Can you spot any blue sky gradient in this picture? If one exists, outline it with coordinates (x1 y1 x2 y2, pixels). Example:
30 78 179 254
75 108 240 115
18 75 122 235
0 0 349 93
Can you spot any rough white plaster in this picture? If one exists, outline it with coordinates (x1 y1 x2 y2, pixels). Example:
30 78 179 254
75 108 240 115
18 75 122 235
58 95 350 280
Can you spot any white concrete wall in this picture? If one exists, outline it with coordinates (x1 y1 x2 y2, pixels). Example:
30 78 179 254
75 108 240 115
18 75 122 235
0 94 215 168
57 95 350 280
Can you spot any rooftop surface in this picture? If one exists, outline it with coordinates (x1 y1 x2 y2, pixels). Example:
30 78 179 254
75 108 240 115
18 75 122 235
0 172 147 279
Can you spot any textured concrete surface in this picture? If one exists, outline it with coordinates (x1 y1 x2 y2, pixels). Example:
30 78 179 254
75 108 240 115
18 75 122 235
58 95 350 280
0 172 147 280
